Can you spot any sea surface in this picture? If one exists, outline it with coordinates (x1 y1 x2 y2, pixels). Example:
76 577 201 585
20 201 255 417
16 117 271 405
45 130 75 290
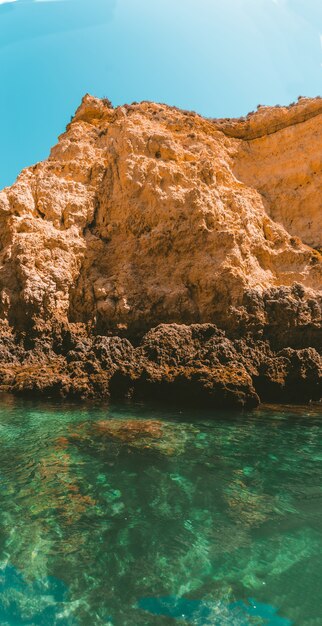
0 396 321 625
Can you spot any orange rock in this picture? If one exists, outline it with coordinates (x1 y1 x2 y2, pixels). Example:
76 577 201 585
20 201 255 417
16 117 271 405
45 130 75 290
93 419 164 442
55 436 70 449
0 94 320 334
0 96 320 407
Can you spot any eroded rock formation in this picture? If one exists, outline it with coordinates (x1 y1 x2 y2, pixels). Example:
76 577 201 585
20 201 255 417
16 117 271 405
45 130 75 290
0 94 321 407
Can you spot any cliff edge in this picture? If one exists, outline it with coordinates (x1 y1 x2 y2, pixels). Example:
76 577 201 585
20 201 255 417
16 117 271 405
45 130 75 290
0 95 321 407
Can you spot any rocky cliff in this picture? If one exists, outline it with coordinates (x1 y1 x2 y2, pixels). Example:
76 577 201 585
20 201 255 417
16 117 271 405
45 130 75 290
0 95 321 407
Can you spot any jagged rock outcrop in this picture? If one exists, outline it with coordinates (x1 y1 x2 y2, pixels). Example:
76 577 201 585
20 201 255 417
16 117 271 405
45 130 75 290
0 94 321 407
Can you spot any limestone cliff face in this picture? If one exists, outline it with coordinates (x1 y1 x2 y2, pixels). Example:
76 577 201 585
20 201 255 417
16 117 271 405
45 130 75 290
0 95 321 406
0 94 321 335
223 98 322 250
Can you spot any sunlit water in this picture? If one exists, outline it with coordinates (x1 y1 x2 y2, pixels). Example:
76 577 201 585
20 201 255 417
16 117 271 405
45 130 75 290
0 396 321 625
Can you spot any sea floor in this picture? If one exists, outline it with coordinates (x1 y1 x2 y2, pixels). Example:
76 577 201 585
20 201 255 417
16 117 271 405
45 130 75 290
0 396 321 625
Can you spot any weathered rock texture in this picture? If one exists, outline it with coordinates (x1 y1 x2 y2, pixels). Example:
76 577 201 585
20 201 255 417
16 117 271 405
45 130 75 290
0 95 321 407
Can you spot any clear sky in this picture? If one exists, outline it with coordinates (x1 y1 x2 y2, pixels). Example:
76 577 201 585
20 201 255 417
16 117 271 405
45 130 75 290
0 0 321 188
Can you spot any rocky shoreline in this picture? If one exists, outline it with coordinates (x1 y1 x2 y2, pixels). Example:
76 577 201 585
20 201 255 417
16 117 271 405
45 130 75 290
0 95 321 408
0 285 320 409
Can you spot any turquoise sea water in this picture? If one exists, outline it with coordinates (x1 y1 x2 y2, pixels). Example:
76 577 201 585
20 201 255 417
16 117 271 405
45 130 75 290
0 397 321 625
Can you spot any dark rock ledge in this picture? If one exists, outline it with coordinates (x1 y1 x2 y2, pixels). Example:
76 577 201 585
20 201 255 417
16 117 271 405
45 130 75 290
0 315 320 410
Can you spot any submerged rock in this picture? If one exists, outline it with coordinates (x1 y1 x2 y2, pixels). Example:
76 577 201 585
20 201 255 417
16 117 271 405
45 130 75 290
138 595 292 625
61 417 193 457
93 419 164 442
0 564 77 625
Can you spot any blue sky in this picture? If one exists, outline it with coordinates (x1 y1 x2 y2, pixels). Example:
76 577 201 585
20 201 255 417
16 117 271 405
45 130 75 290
0 0 321 188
